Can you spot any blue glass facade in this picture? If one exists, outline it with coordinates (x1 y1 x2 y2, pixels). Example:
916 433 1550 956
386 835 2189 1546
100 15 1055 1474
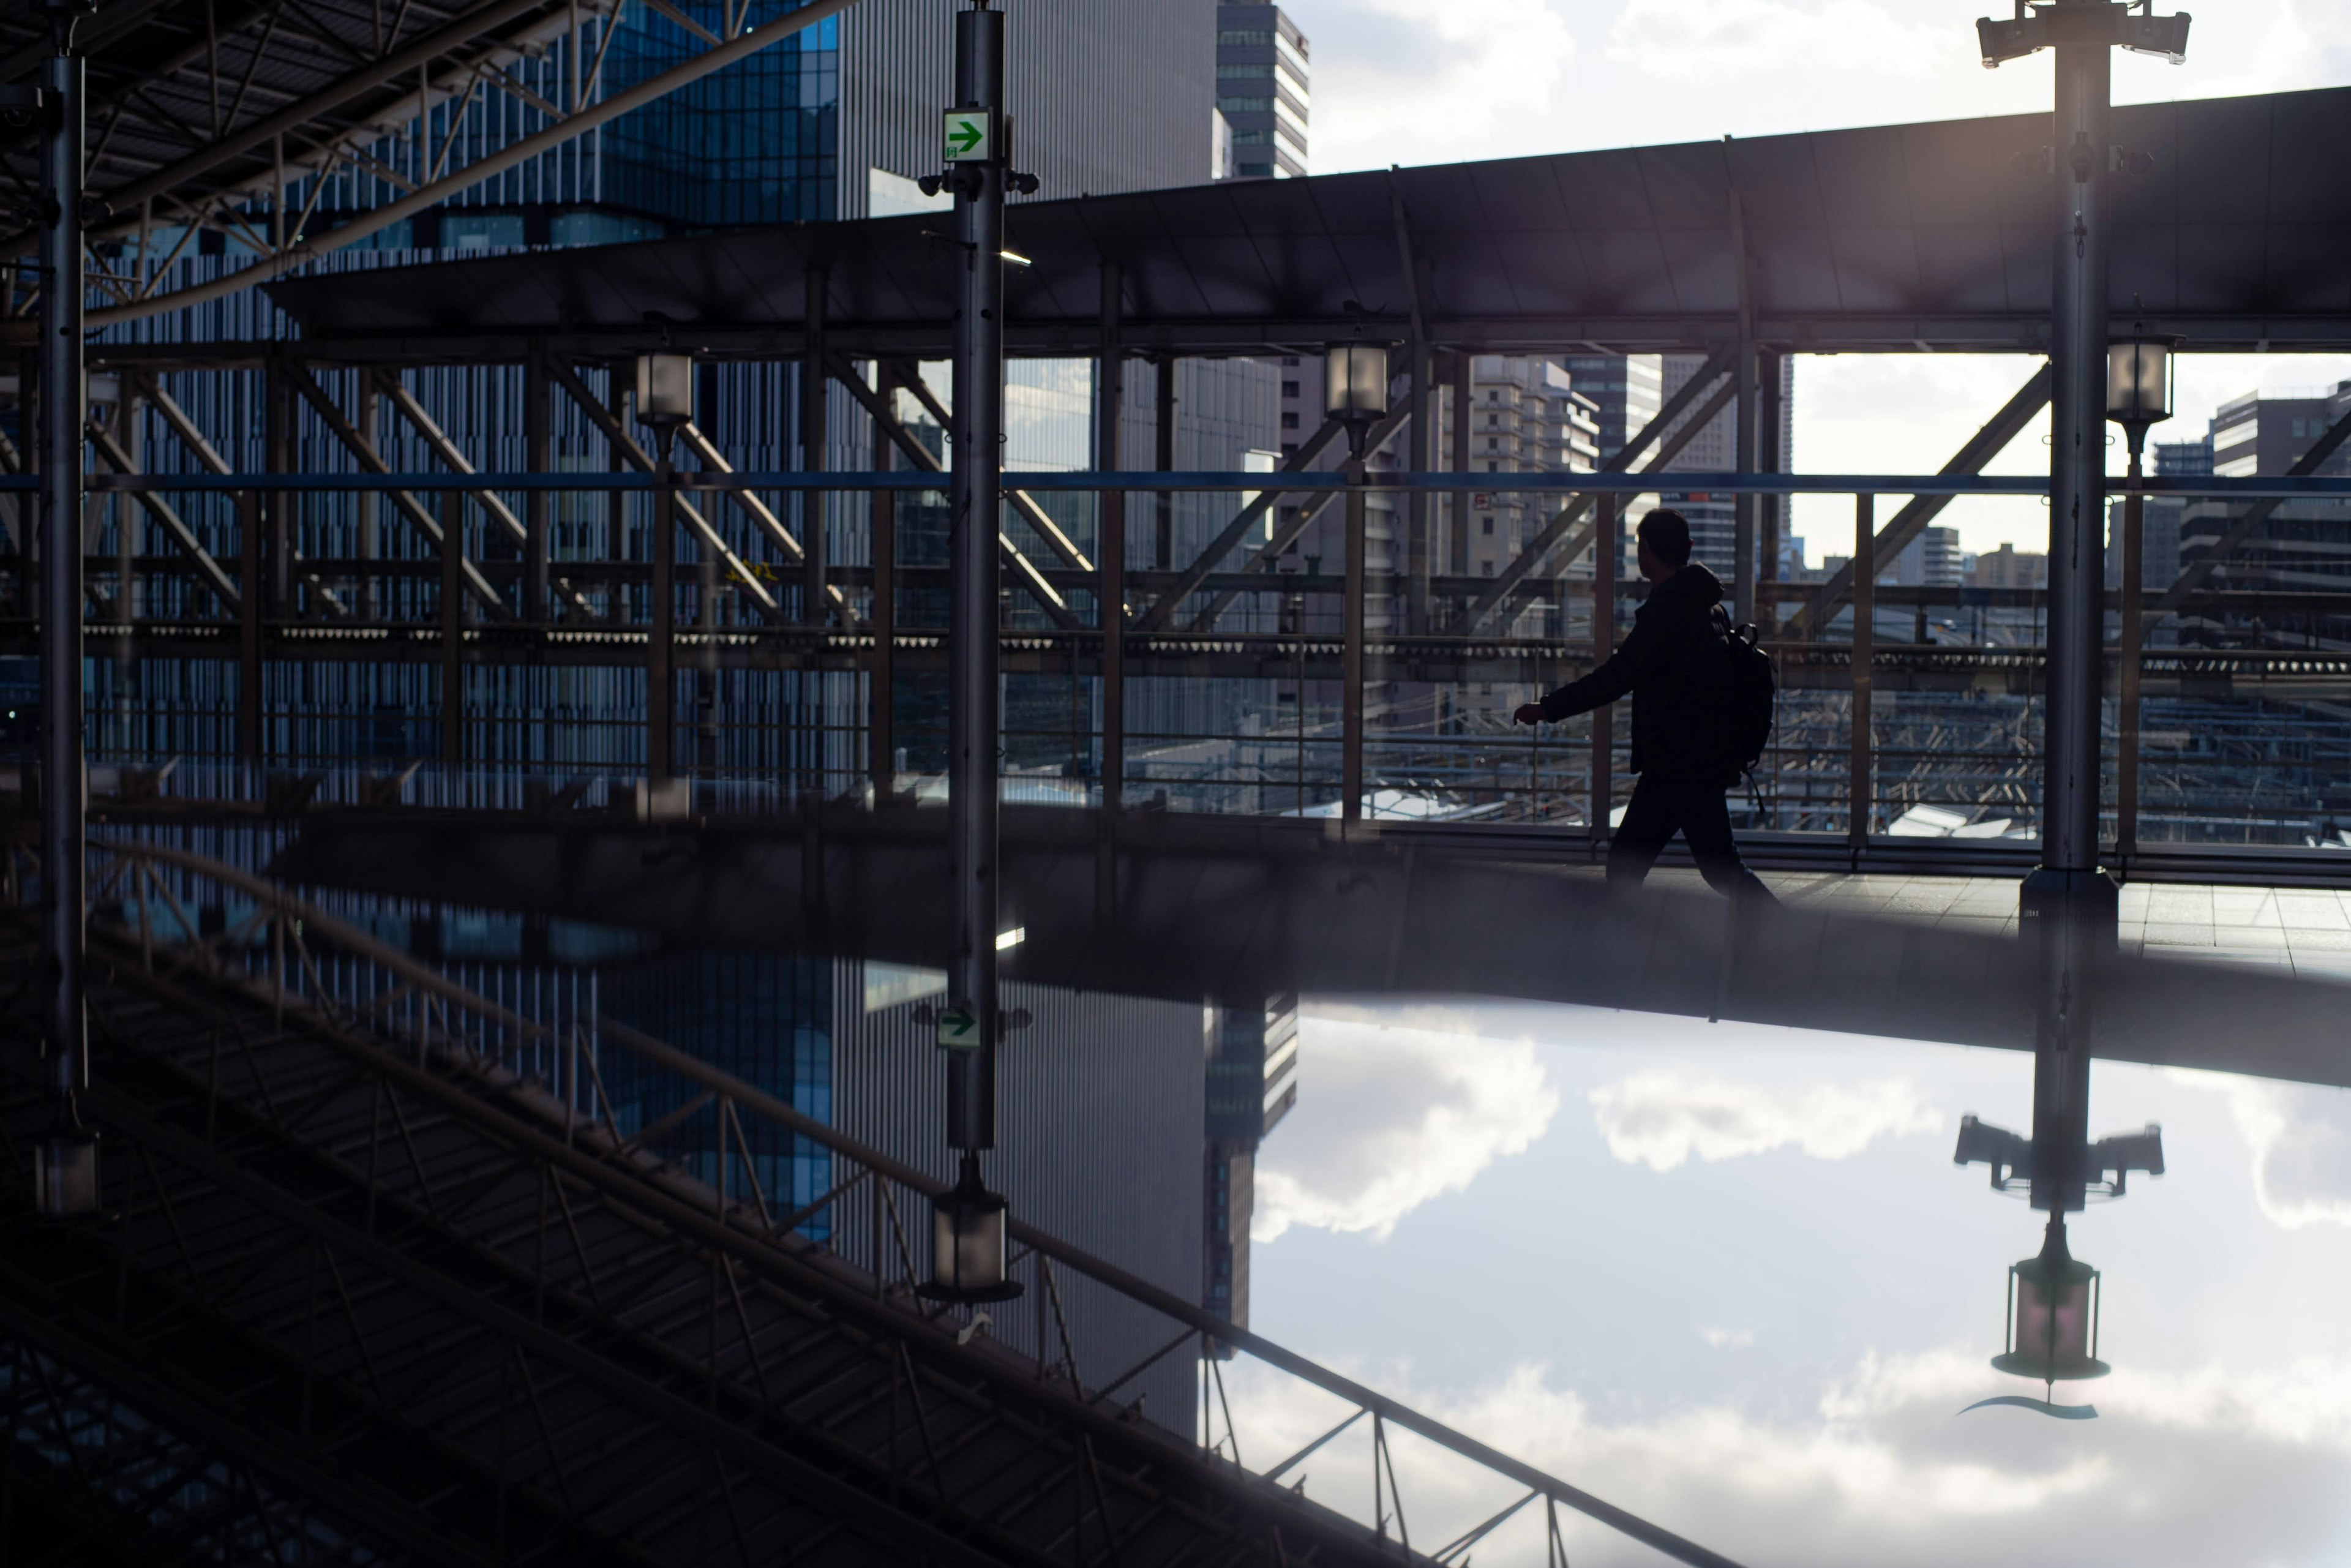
603 2 840 227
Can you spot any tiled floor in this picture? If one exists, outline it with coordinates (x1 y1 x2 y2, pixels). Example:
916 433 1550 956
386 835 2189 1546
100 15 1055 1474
1636 868 2351 980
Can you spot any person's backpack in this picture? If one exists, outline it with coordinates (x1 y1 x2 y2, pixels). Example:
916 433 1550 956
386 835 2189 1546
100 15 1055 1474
1711 607 1777 776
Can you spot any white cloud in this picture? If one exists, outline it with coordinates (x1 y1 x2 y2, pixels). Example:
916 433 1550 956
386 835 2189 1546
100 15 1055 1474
1607 0 1959 88
2173 1070 2351 1229
1253 1019 1560 1241
1588 1070 1941 1171
1303 0 1580 173
1220 1347 2351 1567
1700 1326 1757 1348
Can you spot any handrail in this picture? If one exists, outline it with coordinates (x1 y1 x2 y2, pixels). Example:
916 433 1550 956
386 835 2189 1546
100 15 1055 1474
81 836 1749 1568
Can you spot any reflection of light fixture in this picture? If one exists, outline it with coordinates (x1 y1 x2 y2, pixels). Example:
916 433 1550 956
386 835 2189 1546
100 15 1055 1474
1993 1217 2109 1384
920 1152 1024 1304
1323 341 1390 457
635 353 694 428
2105 338 2176 435
1000 248 1032 268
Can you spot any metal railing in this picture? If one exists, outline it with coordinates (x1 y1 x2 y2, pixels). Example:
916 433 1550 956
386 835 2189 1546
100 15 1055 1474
75 833 1745 1568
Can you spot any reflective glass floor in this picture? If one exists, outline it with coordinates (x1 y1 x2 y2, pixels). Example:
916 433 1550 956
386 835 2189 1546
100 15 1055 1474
1240 901 2351 1566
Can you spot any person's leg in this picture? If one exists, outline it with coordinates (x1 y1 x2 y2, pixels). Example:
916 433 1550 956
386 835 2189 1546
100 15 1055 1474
1678 776 1780 907
1606 771 1675 888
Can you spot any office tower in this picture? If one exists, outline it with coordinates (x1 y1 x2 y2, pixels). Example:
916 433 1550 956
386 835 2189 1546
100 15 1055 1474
1891 525 1962 588
1656 353 1796 583
2178 383 2351 602
1215 4 1310 180
1202 995 1300 1354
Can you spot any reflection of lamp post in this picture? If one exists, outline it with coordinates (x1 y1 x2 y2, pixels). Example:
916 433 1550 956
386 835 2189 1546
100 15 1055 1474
635 354 692 783
1956 1114 2161 1386
2108 334 2175 859
1992 1215 2110 1386
919 1152 1024 1304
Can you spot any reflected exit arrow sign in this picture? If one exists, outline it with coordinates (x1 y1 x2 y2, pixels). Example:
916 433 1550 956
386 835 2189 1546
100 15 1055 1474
943 108 991 163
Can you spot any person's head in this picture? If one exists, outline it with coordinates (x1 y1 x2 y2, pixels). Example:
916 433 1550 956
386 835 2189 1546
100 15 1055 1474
1635 508 1693 582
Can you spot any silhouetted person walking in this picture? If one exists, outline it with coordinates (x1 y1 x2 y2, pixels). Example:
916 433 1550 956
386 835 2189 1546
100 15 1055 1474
1513 509 1777 907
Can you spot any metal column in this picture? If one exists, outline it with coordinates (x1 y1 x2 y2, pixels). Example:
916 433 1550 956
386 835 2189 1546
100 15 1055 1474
1850 494 1874 854
1095 263 1125 825
524 347 551 622
1591 495 1616 852
946 0 1006 1153
868 361 896 805
439 487 464 765
1405 337 1430 632
1449 352 1470 579
34 23 96 1215
648 445 675 781
2117 445 2144 860
1758 348 1783 626
1153 353 1175 569
1730 188 1758 626
1340 463 1366 824
2039 20 2113 883
803 266 830 626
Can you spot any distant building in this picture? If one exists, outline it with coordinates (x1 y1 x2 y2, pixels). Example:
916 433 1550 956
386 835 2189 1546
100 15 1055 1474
1202 994 1300 1353
1215 4 1308 179
1656 354 1797 582
2175 384 2351 617
1973 542 2049 590
1891 525 1963 588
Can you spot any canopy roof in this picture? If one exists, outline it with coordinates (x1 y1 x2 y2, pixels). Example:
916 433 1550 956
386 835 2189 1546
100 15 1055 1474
264 84 2351 359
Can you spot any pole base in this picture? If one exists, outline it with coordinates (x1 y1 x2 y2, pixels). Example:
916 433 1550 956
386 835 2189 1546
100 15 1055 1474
2020 866 2119 947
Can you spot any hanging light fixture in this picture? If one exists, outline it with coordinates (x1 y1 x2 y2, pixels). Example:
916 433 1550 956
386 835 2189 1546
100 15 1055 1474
635 352 696 429
1322 340 1390 457
920 1152 1024 1304
1992 1217 2109 1385
2105 337 2176 435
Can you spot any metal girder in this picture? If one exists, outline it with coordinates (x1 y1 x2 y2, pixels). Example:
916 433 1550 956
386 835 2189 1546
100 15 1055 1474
274 361 506 614
1784 364 2053 637
372 369 598 618
1145 414 1349 631
673 420 855 621
888 362 1096 576
1462 343 1737 630
827 356 1079 628
137 370 361 618
83 418 241 612
78 0 866 328
543 358 788 624
2153 394 2351 615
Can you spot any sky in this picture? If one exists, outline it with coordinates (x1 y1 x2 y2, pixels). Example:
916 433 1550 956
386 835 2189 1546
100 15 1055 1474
1270 0 2351 561
1240 1000 2351 1566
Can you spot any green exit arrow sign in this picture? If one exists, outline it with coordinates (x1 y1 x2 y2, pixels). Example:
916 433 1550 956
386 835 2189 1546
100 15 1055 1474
936 1004 981 1051
943 108 992 163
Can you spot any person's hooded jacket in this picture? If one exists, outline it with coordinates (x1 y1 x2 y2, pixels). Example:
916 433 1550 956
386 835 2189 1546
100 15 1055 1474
1535 561 1737 781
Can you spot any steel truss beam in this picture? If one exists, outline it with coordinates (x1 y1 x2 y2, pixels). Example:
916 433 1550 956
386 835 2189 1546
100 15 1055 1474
1464 342 1739 631
1785 364 2053 637
544 358 789 624
826 355 1078 628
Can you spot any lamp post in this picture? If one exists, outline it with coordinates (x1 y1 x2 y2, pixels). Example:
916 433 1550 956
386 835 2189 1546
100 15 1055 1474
33 0 97 1218
1325 341 1388 824
924 0 1026 1305
2108 334 2175 860
636 353 692 786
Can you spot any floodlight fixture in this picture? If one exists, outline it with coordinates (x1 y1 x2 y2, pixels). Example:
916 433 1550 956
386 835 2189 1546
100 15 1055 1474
1977 2 2191 69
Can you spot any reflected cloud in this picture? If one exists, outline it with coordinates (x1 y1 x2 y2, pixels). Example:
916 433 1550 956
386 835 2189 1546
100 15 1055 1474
1608 0 1957 85
1589 1071 1940 1172
2175 1070 2351 1229
1225 1347 2351 1567
1254 1020 1559 1242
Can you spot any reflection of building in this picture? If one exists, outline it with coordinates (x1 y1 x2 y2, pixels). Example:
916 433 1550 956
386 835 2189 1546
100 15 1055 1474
1214 4 1309 181
1203 994 1300 1354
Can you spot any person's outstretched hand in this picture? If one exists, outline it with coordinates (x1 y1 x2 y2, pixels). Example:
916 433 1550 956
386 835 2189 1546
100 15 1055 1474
1512 703 1545 726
